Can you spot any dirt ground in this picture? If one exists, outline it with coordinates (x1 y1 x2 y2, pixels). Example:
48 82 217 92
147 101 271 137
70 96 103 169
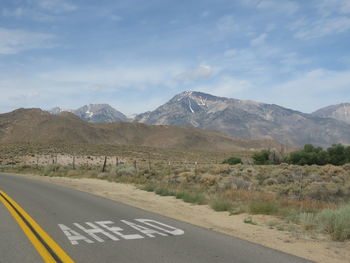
6 173 350 263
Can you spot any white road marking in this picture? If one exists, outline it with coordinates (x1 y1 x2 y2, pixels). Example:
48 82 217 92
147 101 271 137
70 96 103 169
96 221 144 240
135 219 185 236
120 220 168 238
58 224 94 245
74 222 119 242
58 219 185 245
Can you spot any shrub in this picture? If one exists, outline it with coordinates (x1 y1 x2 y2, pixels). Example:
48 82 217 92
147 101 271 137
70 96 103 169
141 184 156 192
176 191 207 205
155 187 176 196
249 200 279 215
222 157 242 165
116 165 136 177
316 206 350 241
210 197 233 211
297 212 317 230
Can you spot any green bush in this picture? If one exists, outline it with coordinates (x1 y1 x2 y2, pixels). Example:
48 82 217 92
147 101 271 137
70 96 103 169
222 157 242 165
252 150 271 165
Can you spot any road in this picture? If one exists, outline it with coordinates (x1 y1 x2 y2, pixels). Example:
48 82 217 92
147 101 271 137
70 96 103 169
0 173 313 263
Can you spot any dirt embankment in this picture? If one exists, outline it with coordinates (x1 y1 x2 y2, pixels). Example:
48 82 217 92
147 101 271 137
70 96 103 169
8 173 350 263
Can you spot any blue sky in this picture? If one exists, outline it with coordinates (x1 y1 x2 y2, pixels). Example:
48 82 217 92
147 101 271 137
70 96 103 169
0 0 350 115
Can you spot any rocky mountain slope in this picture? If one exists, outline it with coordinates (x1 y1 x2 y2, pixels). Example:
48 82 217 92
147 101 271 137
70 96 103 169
49 104 128 123
312 103 350 124
0 108 283 152
134 91 350 147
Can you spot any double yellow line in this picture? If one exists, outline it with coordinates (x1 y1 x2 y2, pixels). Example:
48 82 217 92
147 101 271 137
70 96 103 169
0 190 75 263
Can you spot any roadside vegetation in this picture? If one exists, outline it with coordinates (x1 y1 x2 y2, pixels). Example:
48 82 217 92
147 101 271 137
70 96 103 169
253 143 350 166
1 142 350 241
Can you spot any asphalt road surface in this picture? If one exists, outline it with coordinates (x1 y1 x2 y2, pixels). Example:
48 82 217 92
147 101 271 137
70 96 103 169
0 173 314 263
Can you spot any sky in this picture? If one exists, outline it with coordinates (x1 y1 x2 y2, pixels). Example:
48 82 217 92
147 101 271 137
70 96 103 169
0 0 350 115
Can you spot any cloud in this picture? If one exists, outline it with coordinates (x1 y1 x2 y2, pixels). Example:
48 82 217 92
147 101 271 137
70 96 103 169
277 69 350 93
2 7 56 21
250 33 267 46
29 64 184 92
240 0 299 15
293 16 350 40
9 92 41 101
196 75 253 98
224 49 237 57
0 27 56 54
175 65 215 81
316 0 350 16
35 0 77 13
217 16 238 32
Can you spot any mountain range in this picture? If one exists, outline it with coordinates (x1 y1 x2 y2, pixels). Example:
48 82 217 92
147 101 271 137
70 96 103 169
0 108 283 152
48 91 350 147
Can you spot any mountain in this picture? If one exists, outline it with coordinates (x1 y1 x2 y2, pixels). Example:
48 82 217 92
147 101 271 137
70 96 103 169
72 104 128 123
0 108 284 152
312 103 350 124
49 104 128 123
134 91 350 147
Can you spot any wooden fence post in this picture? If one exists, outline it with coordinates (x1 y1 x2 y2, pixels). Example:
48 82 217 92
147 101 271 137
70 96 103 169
148 152 151 170
72 156 75 169
102 156 107 172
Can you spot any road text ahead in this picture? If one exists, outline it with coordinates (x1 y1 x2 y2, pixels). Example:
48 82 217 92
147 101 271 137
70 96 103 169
59 219 185 245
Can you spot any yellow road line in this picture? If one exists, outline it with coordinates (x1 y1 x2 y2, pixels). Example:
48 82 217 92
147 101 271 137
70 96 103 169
0 190 75 263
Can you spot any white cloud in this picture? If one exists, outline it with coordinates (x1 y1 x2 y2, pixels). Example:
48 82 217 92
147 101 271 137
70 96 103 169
250 33 267 46
240 0 299 15
176 65 215 81
224 49 237 57
217 16 238 32
316 0 350 16
0 27 56 54
35 0 77 13
0 63 186 114
277 69 350 93
270 68 350 112
10 92 41 101
293 16 350 40
196 75 253 98
2 64 183 94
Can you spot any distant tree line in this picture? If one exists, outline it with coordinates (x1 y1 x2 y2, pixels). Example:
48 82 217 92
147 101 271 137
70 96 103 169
252 144 350 166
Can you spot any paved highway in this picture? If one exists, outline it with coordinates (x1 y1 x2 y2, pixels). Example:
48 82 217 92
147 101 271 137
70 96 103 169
0 173 313 263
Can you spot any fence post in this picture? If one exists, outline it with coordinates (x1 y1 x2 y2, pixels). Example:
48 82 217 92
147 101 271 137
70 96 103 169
102 156 107 172
194 161 198 176
72 156 75 169
148 152 151 170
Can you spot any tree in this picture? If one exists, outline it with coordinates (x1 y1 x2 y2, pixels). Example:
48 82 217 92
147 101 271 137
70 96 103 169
252 150 271 165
